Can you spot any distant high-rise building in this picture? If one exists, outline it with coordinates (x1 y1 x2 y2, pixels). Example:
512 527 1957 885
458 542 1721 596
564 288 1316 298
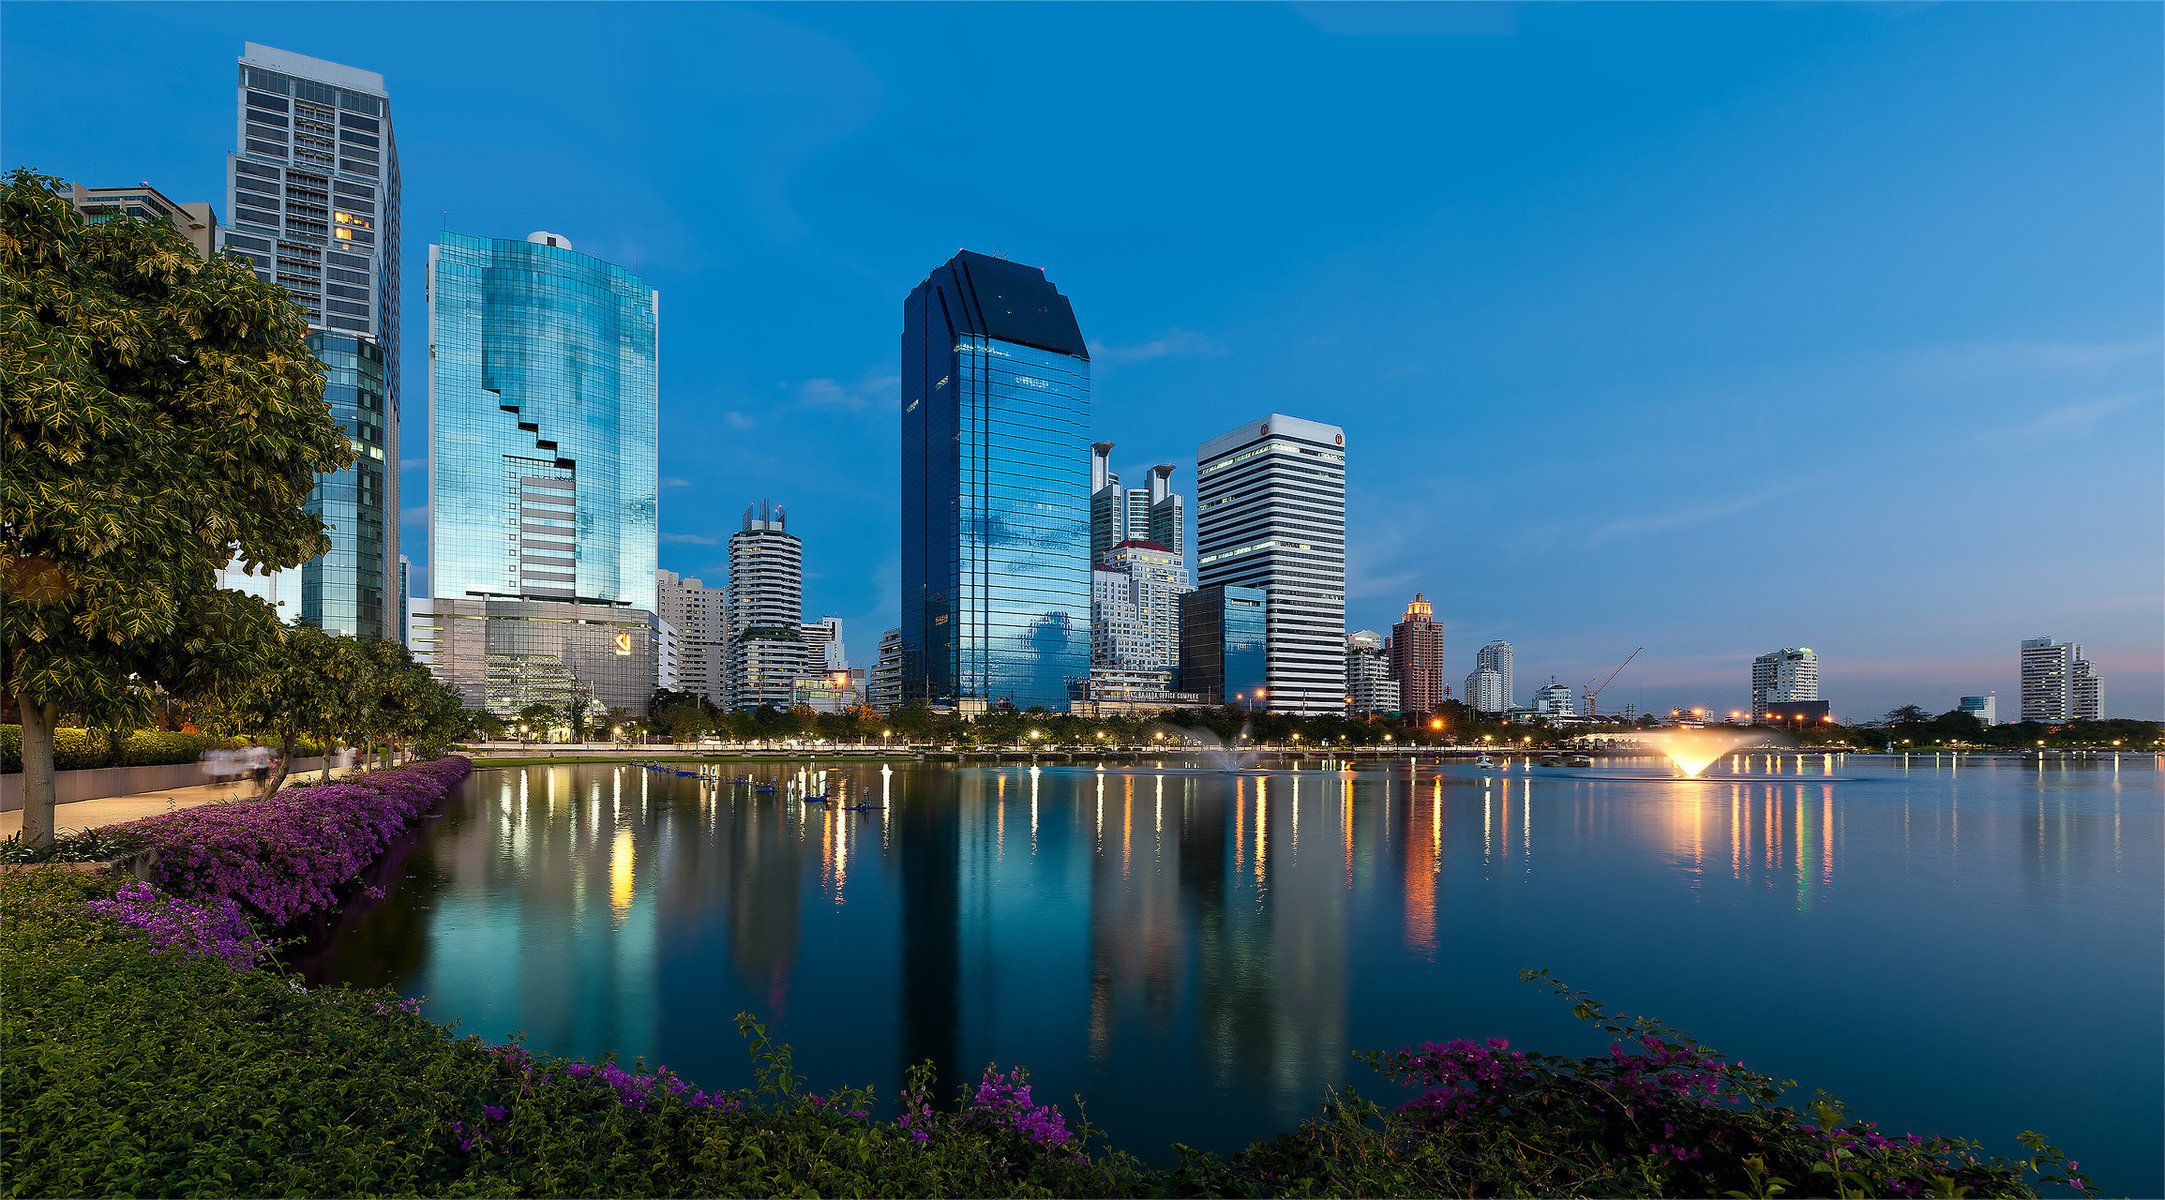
1750 647 1819 720
1464 667 1507 715
396 555 410 647
220 43 402 641
901 251 1091 709
1088 446 1187 567
422 229 659 717
728 501 809 710
66 181 218 257
1532 680 1577 720
801 616 847 672
657 569 727 706
870 629 904 715
1091 541 1189 678
655 617 681 692
1470 641 1514 714
1195 414 1346 716
2071 656 2103 722
1388 593 1445 713
1179 584 1268 706
2019 637 2097 723
1958 693 1998 727
1345 631 1399 715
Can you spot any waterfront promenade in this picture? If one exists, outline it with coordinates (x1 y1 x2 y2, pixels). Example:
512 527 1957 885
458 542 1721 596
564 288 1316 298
0 768 364 838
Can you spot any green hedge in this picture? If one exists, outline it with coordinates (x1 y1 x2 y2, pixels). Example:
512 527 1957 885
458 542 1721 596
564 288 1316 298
1 726 252 773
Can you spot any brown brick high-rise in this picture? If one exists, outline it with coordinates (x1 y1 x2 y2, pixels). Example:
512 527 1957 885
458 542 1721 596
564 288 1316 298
1390 593 1445 714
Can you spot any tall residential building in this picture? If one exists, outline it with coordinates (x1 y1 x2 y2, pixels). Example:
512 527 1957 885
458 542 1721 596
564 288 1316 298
1195 415 1347 715
657 569 728 706
728 501 809 710
1090 444 1186 564
1388 593 1445 713
901 251 1091 709
1345 631 1399 715
2021 637 2103 723
2071 656 2103 722
1179 584 1268 706
1471 641 1514 714
423 229 660 717
65 182 218 257
219 43 402 640
1091 541 1189 678
1464 667 1507 715
801 617 847 672
1749 647 1819 720
1958 693 1998 727
870 629 905 714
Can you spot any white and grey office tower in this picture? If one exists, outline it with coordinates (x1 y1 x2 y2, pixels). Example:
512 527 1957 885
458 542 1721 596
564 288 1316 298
728 501 810 710
2020 637 2103 723
1750 647 1819 719
1466 640 1514 715
1195 414 1347 715
218 43 401 640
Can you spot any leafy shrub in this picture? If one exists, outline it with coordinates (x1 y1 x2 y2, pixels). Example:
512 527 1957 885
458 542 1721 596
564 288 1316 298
0 824 150 865
112 756 472 926
2 725 247 772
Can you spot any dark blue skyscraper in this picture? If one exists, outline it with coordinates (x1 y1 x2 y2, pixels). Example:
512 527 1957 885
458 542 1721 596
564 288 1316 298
900 252 1091 709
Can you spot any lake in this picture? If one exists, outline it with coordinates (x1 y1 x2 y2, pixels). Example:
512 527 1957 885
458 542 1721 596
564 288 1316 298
298 753 2163 1191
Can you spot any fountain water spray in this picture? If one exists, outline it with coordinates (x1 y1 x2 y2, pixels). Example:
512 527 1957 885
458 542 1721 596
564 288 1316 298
1637 727 1777 779
1149 721 1262 772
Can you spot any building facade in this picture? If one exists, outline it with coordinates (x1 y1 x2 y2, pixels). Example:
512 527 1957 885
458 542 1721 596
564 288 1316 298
1532 680 1577 720
801 617 846 672
1345 631 1399 715
410 597 658 719
1464 667 1507 715
1179 584 1268 706
656 569 727 706
66 182 218 257
1091 541 1189 678
219 43 402 641
1195 414 1346 715
900 251 1092 710
1958 694 1998 727
1470 641 1514 714
2018 637 2102 723
870 628 904 714
1388 593 1445 714
728 502 809 710
426 229 659 716
1749 647 1820 720
1090 444 1186 564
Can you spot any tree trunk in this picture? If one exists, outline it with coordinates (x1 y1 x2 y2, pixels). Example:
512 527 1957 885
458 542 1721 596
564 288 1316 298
16 697 59 851
261 732 295 800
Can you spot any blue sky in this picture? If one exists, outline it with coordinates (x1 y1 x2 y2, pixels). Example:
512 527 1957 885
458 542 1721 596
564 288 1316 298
6 2 2160 719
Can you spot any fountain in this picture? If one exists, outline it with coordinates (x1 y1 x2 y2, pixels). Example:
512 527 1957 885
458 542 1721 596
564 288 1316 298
1149 721 1264 772
1635 726 1775 779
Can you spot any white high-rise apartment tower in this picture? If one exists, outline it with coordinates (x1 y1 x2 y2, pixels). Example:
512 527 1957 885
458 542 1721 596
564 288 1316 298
1471 641 1514 714
2021 637 2102 722
1345 631 1399 715
1750 648 1819 720
656 569 727 706
1195 414 1346 716
727 501 809 710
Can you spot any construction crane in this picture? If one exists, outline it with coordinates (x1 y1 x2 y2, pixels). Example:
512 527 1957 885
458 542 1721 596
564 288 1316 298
1583 647 1643 719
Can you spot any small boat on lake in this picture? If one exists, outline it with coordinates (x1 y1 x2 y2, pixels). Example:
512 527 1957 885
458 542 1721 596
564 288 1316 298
1474 754 1499 769
1567 754 1594 768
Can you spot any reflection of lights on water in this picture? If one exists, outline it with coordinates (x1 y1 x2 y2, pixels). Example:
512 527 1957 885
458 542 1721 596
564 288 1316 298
1234 776 1246 873
610 827 634 918
1254 777 1268 891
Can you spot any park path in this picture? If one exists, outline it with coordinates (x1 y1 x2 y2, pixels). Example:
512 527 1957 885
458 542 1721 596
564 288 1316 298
0 766 365 839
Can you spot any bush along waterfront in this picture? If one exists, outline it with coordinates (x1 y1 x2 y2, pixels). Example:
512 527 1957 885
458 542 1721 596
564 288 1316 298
0 755 2097 1198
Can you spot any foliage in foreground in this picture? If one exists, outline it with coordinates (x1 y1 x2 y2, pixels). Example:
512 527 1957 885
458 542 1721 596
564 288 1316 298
0 725 244 773
3 867 2096 1200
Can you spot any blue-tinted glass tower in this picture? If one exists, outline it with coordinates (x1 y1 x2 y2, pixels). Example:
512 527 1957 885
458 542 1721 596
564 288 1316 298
428 230 658 612
1180 584 1268 705
901 252 1091 709
421 231 660 718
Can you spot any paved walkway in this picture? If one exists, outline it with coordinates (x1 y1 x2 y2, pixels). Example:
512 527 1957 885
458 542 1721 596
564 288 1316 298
0 767 363 838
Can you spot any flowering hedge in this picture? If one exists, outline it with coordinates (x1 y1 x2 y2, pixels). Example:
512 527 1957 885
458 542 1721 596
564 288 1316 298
113 756 471 926
1 725 248 772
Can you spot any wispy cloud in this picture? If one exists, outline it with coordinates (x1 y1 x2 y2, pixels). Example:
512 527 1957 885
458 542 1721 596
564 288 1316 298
399 504 427 527
660 476 692 489
723 411 758 431
796 371 898 412
1590 483 1804 543
1962 394 2142 448
660 532 721 546
1089 327 1225 366
1899 336 2161 380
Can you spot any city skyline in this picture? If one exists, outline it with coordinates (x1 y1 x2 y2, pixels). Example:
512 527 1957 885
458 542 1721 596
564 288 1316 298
6 3 2159 718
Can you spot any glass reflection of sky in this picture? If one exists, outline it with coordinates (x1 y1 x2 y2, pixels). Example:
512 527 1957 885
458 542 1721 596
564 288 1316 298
302 756 2164 1192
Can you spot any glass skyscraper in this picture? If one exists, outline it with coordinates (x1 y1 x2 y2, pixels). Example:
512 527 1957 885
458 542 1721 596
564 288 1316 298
422 230 660 717
900 251 1091 710
218 43 401 640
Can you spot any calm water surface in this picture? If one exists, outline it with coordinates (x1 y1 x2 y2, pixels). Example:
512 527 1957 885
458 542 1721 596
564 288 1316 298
301 754 2163 1190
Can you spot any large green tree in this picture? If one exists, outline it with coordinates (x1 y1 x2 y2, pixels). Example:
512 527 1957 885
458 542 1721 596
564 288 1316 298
1 170 350 845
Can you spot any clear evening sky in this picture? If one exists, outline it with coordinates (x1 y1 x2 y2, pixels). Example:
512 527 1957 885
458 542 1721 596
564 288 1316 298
6 2 2160 720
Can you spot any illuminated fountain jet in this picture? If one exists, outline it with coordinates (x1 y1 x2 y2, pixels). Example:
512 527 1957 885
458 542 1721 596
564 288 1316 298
1641 727 1776 779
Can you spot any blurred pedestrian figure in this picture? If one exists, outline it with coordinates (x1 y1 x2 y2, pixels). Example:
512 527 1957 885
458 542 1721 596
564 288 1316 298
247 744 272 785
